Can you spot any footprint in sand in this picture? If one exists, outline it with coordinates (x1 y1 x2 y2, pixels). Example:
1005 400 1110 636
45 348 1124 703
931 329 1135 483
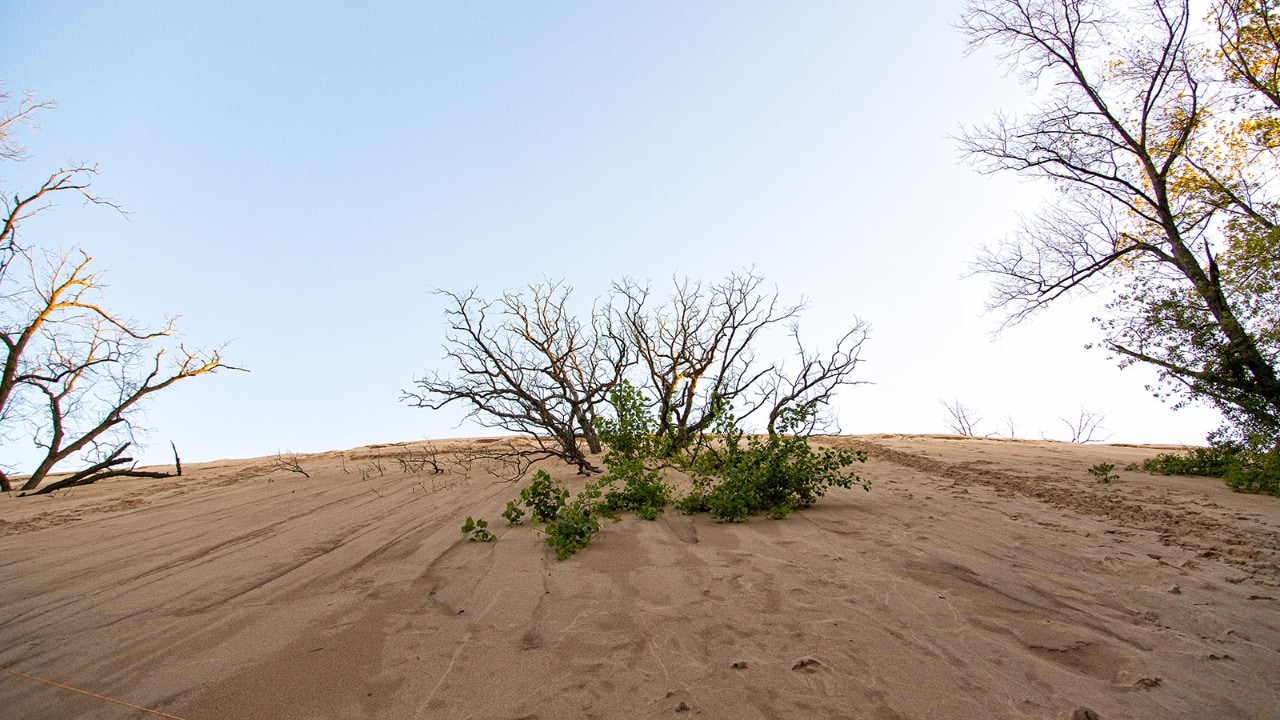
791 657 837 697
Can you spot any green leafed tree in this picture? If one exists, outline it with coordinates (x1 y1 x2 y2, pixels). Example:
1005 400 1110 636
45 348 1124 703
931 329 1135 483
959 0 1280 450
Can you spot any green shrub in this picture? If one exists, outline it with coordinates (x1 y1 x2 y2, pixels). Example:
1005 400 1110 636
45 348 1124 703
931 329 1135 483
501 500 526 526
682 403 869 522
461 516 495 542
1223 448 1280 496
1139 445 1241 477
1138 443 1280 497
597 380 674 520
519 469 568 524
1088 463 1119 483
543 480 607 560
494 384 874 561
601 456 671 520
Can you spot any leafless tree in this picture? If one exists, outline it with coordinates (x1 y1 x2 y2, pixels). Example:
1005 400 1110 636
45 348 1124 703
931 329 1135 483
404 282 628 474
756 324 870 435
1002 412 1019 439
940 399 984 437
0 89 238 493
270 451 311 478
409 271 870 476
1054 407 1112 444
612 271 816 453
2 251 235 493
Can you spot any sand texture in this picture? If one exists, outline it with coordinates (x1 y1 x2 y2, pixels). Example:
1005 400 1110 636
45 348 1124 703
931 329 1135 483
1 435 1278 719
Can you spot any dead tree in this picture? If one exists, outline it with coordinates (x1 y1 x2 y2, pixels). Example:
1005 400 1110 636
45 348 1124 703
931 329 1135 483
270 451 311 478
1055 407 1112 444
0 90 238 493
940 399 984 437
612 271 802 454
403 282 628 475
756 324 870 436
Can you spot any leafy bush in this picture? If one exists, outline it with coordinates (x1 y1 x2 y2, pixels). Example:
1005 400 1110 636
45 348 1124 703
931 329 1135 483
461 516 495 542
500 470 610 560
601 456 671 520
519 470 568 524
1138 445 1241 477
1224 448 1280 496
1088 463 1119 484
1137 443 1280 497
679 404 869 522
543 480 608 560
596 380 674 520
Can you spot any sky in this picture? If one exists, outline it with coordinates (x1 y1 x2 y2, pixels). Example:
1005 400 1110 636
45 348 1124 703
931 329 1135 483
2 1 1223 468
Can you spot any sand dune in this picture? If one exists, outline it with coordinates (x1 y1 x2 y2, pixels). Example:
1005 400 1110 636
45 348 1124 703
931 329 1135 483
1 435 1278 719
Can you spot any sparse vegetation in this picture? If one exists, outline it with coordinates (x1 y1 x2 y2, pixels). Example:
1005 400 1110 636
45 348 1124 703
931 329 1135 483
461 516 495 542
501 500 525 526
487 378 869 561
407 270 868 480
1138 445 1280 497
1088 463 1119 484
270 452 311 479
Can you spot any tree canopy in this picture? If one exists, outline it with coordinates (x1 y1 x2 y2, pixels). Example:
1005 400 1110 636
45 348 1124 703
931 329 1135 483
960 0 1280 449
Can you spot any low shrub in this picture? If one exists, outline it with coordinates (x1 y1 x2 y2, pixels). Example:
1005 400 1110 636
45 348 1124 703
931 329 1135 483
1088 463 1119 484
519 470 568 524
601 456 671 520
1224 448 1280 496
461 516 495 542
679 404 869 522
1138 443 1280 497
501 500 525 526
1138 445 1241 477
483 386 872 560
543 480 608 560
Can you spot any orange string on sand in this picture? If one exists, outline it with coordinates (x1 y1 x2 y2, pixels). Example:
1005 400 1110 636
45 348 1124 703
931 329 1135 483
2 666 188 720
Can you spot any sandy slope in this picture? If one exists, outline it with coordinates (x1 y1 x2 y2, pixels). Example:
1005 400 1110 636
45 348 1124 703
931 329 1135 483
1 435 1278 719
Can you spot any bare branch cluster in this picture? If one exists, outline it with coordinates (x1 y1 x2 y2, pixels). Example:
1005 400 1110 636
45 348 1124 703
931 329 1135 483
270 452 311 479
402 282 625 474
939 399 985 437
406 270 869 477
0 87 239 493
1056 407 1112 443
960 0 1280 446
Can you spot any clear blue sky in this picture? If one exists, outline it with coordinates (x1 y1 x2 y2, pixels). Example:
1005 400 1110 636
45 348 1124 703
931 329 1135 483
2 1 1220 467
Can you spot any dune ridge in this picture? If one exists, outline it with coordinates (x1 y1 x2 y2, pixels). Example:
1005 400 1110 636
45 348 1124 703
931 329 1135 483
1 435 1278 719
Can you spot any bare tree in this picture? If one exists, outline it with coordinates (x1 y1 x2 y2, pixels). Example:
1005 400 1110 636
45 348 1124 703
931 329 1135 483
940 399 984 437
757 324 870 436
408 272 870 476
2 251 235 493
403 282 628 474
1054 407 1112 444
612 271 807 453
0 89 238 493
270 451 311 478
1002 412 1019 439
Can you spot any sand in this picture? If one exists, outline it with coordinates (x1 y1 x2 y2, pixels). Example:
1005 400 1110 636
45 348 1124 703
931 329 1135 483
1 435 1278 719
